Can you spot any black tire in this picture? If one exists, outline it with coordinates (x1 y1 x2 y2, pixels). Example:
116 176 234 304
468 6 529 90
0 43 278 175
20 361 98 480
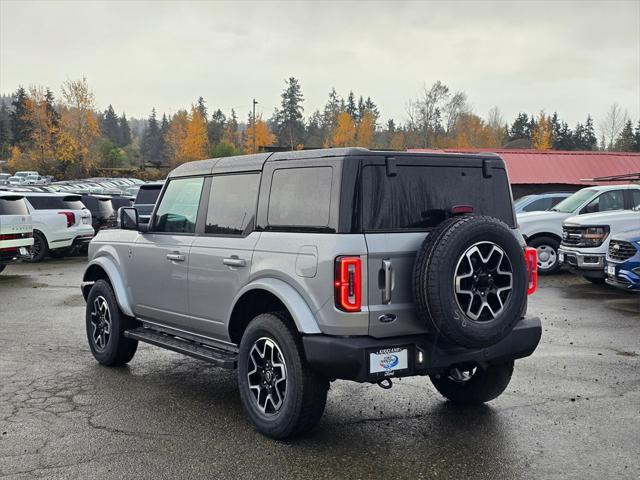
85 279 138 366
413 215 527 348
49 247 73 259
430 361 514 405
237 312 329 439
528 236 560 275
29 231 48 263
584 276 606 285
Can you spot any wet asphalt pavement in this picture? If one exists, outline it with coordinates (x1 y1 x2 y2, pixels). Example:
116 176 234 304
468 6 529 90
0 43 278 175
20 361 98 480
0 257 639 480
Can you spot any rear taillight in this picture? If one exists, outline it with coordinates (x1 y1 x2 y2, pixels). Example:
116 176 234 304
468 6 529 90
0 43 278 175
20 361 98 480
58 211 75 228
334 256 362 312
524 247 538 295
0 232 32 241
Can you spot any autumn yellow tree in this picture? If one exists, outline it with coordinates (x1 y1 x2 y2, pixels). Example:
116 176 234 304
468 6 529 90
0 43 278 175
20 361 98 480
244 115 275 153
449 113 496 148
328 112 356 147
531 111 552 150
389 131 405 151
180 107 209 162
356 111 375 148
164 110 189 167
24 87 58 172
58 77 100 176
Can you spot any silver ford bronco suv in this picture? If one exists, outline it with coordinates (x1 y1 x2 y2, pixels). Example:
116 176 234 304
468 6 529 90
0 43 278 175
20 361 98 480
82 148 541 439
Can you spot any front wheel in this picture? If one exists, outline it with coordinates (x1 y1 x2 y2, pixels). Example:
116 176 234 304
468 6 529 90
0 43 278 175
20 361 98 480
237 312 329 439
430 361 514 405
85 279 138 366
528 236 560 275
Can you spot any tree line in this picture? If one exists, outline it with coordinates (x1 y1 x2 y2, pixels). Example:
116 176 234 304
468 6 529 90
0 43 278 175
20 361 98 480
1 77 639 179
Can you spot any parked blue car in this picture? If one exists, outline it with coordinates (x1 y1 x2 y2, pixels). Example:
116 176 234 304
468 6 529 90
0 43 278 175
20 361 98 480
605 229 640 292
514 192 572 213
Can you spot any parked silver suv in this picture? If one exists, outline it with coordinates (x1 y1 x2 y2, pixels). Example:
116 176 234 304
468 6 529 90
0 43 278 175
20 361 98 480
82 148 541 439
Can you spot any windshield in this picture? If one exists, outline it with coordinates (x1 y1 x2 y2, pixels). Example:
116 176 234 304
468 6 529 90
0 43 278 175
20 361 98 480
552 189 597 213
514 195 533 208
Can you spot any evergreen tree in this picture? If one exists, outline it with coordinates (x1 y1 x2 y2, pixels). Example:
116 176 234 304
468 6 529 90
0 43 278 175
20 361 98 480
555 122 574 150
573 122 586 149
208 108 226 146
141 108 162 165
159 113 170 163
364 97 380 124
44 88 60 131
614 120 635 151
118 113 132 147
633 121 640 152
196 96 207 121
345 91 357 119
509 113 530 140
272 77 305 149
0 103 13 159
224 109 239 147
583 115 597 150
304 110 324 148
357 96 365 122
322 88 342 135
10 87 31 145
550 112 561 147
101 105 120 144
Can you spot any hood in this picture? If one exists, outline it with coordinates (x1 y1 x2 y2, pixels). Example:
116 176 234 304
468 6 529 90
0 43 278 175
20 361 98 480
563 210 640 227
517 210 572 224
611 229 640 242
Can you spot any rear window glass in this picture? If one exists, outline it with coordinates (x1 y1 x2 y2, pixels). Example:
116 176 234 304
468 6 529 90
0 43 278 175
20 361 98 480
362 164 514 231
268 167 332 228
26 196 84 210
0 196 29 215
136 186 162 205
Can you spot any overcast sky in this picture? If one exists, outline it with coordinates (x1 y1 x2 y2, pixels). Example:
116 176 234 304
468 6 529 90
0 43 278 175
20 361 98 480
1 0 639 128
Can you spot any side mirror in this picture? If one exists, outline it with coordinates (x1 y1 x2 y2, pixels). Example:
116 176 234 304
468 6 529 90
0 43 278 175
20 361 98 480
120 207 140 230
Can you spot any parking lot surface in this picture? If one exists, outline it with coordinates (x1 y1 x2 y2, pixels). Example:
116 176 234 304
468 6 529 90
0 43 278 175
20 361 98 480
0 258 639 479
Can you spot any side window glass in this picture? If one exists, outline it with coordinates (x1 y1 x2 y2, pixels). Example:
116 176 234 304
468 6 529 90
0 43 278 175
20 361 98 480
583 190 624 214
268 167 332 228
153 177 204 233
205 174 260 235
630 190 640 209
523 198 551 212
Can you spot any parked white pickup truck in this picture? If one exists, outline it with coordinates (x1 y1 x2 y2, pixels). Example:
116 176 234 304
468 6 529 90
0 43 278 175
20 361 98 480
517 185 640 274
0 192 33 274
558 207 640 283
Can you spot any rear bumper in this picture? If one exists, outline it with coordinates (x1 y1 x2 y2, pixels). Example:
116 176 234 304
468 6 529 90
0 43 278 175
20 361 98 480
0 246 31 264
303 316 542 383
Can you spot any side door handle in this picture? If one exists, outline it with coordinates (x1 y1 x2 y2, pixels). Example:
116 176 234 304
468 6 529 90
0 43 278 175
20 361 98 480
223 256 247 268
166 252 186 262
382 259 393 304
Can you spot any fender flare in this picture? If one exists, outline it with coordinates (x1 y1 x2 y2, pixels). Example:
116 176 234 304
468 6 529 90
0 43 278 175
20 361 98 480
230 278 322 335
82 255 134 317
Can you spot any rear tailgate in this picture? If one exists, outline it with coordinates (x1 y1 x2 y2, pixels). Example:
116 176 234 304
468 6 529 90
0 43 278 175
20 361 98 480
0 196 34 250
360 154 515 338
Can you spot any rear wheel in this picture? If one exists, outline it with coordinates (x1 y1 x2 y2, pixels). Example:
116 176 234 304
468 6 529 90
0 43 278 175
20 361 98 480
528 236 560 274
29 231 48 263
85 279 138 366
237 312 329 439
430 361 514 405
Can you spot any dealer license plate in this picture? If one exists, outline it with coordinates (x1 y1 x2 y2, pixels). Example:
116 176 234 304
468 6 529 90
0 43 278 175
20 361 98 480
19 247 28 256
607 265 616 277
369 347 409 374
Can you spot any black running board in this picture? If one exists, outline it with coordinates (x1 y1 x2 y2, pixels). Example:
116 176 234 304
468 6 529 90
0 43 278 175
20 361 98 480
125 328 237 368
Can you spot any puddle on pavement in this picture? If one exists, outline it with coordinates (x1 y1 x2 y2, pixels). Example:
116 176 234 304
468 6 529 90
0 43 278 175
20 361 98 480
0 275 50 289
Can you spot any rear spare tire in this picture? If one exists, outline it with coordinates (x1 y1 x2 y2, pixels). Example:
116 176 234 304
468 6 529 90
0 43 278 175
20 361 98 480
413 215 527 348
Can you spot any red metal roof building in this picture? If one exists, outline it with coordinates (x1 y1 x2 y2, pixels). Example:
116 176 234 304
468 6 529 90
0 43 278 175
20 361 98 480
408 149 640 198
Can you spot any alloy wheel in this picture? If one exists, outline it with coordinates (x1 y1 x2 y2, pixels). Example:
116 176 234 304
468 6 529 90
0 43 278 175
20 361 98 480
90 296 112 351
454 241 514 321
247 337 287 415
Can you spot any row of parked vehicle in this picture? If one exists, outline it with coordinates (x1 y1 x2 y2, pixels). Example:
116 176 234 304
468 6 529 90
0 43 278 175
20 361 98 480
516 186 640 292
0 171 53 186
0 178 164 270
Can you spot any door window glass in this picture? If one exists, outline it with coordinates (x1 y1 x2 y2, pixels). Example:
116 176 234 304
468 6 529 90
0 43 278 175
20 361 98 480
205 174 260 235
630 189 640 209
153 177 204 233
522 197 552 212
583 190 624 214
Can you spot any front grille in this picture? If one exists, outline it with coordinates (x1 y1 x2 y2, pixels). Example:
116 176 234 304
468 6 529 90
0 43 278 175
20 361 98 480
561 226 584 246
608 240 637 262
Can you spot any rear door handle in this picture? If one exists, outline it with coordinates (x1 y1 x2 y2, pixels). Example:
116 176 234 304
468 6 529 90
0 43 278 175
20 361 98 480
166 253 186 262
223 256 246 267
382 259 393 304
